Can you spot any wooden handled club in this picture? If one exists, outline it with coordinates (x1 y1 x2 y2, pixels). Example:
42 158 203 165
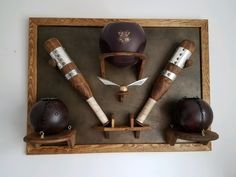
136 40 196 125
44 38 110 126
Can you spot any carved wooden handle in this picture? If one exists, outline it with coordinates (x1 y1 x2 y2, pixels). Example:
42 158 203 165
44 38 109 125
136 40 196 125
151 63 182 100
61 63 93 99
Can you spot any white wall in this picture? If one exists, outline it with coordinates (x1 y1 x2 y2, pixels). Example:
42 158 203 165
0 0 235 177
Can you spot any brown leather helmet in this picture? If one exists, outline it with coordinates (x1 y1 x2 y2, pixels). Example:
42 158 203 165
100 22 146 67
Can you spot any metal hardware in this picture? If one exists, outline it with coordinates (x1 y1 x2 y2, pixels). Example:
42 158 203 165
162 70 177 81
169 47 192 68
65 69 79 80
39 131 44 139
49 47 72 69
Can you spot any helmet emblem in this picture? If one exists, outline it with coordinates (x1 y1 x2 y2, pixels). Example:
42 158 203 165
118 30 131 44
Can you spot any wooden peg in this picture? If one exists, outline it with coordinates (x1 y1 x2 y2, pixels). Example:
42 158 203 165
104 132 110 139
100 55 106 78
118 90 129 102
184 59 193 68
130 114 134 128
48 59 57 68
111 116 115 128
138 58 145 80
166 129 177 146
134 131 141 139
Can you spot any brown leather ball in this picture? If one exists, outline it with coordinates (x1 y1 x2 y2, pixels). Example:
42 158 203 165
100 22 146 67
29 98 69 135
173 98 213 132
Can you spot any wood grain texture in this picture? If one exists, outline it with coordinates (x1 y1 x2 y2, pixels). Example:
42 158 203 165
44 38 61 53
150 39 196 101
95 114 150 139
150 63 181 99
180 40 196 53
26 143 211 154
200 21 210 104
151 76 173 100
30 18 208 27
199 20 211 150
59 62 94 99
44 38 94 98
27 19 38 135
70 75 93 99
60 62 77 73
166 128 218 146
96 126 151 132
26 18 210 154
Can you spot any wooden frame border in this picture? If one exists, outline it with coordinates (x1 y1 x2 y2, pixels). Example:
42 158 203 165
27 18 210 154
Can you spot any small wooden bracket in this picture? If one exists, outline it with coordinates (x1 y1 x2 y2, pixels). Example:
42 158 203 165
95 114 151 139
23 129 76 148
165 128 219 146
99 52 147 80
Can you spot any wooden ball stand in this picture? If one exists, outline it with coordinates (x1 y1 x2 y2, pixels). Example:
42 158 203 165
99 52 147 80
95 114 151 139
165 128 219 146
24 129 76 148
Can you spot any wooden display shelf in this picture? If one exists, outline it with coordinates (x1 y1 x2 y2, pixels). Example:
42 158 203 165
26 18 211 154
24 129 76 148
166 128 219 146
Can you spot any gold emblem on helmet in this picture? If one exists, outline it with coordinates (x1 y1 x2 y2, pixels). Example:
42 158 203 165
118 30 131 44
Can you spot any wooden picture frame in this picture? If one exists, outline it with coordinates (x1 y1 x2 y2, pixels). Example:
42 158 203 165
27 18 210 154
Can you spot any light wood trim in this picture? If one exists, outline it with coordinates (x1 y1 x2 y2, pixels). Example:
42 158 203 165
27 19 38 135
26 18 210 154
200 21 210 103
26 143 211 154
30 18 208 27
95 126 151 132
199 20 211 150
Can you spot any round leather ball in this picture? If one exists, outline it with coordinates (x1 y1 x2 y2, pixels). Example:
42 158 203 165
100 22 146 67
173 98 213 132
29 98 69 135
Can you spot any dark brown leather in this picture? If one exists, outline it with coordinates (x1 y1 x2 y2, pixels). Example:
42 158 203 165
100 22 146 67
173 98 213 132
30 98 69 135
